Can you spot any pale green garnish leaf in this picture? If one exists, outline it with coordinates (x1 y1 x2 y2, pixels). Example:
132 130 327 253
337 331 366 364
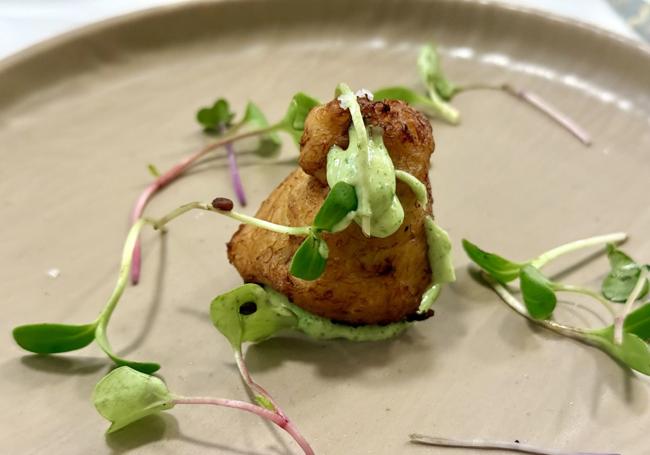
602 244 649 302
93 366 175 433
462 239 523 283
313 181 358 232
210 283 297 349
12 322 97 354
519 265 557 320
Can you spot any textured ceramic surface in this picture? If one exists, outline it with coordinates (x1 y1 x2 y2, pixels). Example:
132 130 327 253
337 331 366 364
1 1 649 454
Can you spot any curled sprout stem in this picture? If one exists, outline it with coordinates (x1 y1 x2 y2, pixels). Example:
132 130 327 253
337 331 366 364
552 284 617 319
409 433 620 455
129 125 277 284
456 83 592 146
614 267 648 345
172 396 314 455
530 232 627 269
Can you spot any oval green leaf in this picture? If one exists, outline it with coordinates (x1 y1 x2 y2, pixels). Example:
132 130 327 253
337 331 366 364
13 322 97 354
462 239 523 283
519 265 557 320
601 245 649 302
313 181 358 232
590 328 650 375
290 235 328 281
623 303 650 341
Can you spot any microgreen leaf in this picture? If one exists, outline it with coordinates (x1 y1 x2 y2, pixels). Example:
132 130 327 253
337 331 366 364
93 366 175 433
589 327 650 375
278 92 320 144
519 265 557 320
602 244 649 302
373 86 458 121
313 181 358 232
210 284 297 349
622 303 650 341
462 239 523 283
290 235 328 281
12 322 97 354
95 324 160 374
196 98 235 132
417 43 458 101
239 102 282 157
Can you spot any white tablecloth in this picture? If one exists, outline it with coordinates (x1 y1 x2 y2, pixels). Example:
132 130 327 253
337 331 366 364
0 0 640 60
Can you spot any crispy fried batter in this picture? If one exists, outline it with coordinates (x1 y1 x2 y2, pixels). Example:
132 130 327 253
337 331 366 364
228 97 435 325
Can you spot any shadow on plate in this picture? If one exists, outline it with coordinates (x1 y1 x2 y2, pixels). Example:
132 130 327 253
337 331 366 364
242 266 478 382
106 413 292 455
20 354 106 376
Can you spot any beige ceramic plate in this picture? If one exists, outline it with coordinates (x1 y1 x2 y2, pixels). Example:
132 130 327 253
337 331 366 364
2 1 650 454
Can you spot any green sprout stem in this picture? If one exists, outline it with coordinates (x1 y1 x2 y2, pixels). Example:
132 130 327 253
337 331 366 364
93 218 148 362
552 283 617 319
409 433 619 455
530 232 627 269
172 395 314 455
482 272 589 342
614 267 648 345
130 124 280 285
426 87 460 124
151 201 311 237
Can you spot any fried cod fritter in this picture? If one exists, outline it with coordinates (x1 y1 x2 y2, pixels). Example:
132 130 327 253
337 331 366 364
227 97 435 325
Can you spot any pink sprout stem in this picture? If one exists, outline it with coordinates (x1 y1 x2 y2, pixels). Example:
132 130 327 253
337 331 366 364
234 349 282 414
220 124 247 207
501 84 592 146
231 348 314 454
173 396 314 455
457 83 592 146
129 127 269 284
409 434 620 455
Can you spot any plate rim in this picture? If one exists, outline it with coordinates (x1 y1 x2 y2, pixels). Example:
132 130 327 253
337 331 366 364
1 0 649 76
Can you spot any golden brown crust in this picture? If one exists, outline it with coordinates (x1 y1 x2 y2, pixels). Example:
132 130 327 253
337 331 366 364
228 97 435 325
299 97 434 184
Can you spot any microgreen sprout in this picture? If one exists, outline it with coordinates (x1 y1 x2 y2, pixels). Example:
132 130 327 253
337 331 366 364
13 218 160 373
289 181 358 281
93 366 315 454
197 98 247 205
409 433 620 455
130 92 319 285
463 233 650 375
374 43 592 145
